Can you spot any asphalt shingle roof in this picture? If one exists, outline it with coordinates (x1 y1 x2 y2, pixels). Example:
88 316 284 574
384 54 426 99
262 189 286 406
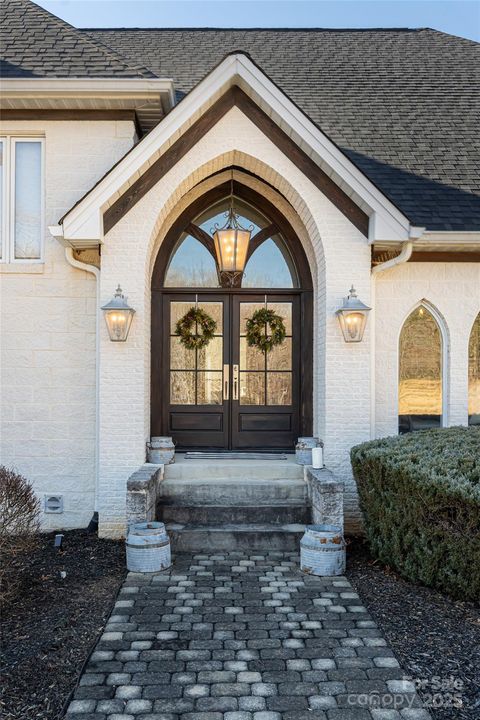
84 27 480 232
0 0 155 78
1 1 479 231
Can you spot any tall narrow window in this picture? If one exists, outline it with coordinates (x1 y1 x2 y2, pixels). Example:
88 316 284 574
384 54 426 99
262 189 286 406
0 140 4 260
398 305 443 433
0 137 44 263
468 313 480 426
13 140 42 260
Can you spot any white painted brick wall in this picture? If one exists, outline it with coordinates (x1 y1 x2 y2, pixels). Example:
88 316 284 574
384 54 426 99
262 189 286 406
2 112 478 538
375 261 480 438
98 108 372 536
0 120 136 529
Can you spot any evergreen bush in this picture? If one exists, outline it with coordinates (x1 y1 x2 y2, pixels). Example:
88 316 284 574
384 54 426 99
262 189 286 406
350 427 480 601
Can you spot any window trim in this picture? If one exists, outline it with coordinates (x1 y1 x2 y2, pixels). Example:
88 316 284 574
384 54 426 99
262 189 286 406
397 300 449 431
0 136 45 264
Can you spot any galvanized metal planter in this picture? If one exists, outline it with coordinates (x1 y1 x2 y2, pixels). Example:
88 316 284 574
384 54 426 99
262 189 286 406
126 521 171 573
295 436 320 465
300 524 346 576
147 436 175 465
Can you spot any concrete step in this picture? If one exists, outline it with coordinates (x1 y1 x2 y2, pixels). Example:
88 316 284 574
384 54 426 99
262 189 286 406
159 502 311 526
158 478 308 505
163 459 303 482
166 523 305 552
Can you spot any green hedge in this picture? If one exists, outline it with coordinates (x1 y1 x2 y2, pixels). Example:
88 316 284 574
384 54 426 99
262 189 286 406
351 427 480 601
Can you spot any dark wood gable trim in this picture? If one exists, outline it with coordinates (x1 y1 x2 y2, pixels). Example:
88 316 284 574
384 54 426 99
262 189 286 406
103 86 370 237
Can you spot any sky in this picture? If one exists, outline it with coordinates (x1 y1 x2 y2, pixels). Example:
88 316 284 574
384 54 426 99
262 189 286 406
37 1 480 42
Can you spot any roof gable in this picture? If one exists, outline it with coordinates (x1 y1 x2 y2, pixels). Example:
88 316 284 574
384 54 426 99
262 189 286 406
85 27 480 231
54 53 416 247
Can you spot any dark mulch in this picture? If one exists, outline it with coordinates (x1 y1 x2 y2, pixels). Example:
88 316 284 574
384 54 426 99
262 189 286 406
0 530 126 720
346 539 480 720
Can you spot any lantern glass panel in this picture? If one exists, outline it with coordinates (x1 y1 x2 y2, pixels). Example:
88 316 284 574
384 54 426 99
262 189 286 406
104 309 134 342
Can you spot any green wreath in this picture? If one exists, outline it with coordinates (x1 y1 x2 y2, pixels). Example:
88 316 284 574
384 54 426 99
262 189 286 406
176 307 217 349
245 308 286 353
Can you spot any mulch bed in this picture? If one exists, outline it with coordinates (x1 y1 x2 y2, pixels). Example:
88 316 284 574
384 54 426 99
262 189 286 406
0 530 126 720
346 539 480 720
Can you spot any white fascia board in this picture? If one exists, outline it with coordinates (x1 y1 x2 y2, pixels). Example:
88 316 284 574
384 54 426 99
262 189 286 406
60 54 412 244
0 77 175 101
419 231 480 245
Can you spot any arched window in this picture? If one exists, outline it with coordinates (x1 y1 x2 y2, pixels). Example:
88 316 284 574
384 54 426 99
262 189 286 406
164 234 219 287
161 194 297 289
468 313 480 426
398 304 444 433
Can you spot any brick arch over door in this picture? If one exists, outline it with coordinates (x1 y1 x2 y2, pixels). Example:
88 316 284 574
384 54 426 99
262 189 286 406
151 176 314 450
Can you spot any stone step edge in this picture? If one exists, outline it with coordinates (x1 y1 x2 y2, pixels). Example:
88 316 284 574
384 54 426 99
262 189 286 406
166 523 306 532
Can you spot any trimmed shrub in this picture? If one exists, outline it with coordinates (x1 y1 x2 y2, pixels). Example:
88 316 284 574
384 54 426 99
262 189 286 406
351 427 480 601
0 466 41 607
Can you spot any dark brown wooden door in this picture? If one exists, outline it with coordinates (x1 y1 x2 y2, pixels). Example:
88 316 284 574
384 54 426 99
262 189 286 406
231 294 299 450
161 293 229 450
158 292 300 451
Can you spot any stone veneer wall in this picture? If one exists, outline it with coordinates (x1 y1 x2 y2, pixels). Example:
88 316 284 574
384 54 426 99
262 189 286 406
0 120 136 529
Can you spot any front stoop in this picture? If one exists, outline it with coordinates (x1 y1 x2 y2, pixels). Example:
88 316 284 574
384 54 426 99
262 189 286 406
157 458 311 552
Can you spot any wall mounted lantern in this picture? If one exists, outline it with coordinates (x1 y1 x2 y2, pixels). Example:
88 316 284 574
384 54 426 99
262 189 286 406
211 173 253 286
336 285 371 343
101 285 135 342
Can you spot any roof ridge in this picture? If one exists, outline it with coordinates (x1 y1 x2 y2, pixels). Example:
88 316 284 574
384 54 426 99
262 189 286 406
83 26 421 33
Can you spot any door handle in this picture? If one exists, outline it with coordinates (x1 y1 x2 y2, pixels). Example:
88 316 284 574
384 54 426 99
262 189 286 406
223 364 230 400
232 364 239 400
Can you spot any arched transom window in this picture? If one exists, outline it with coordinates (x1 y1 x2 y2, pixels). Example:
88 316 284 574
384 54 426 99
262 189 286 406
398 304 444 433
164 196 298 289
469 313 480 426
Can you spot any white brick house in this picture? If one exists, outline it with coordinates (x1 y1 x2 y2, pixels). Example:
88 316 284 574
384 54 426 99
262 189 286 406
1 1 479 538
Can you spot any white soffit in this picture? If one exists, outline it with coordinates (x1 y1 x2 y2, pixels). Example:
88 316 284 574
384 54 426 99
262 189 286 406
56 54 413 246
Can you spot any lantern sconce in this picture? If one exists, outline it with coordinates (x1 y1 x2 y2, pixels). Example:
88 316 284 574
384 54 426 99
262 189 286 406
336 285 371 343
101 285 135 342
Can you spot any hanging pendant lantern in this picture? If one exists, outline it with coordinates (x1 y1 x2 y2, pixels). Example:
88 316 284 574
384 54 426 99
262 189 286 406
211 173 253 285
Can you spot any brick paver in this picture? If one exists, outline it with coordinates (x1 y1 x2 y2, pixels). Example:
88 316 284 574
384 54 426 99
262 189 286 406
66 553 430 720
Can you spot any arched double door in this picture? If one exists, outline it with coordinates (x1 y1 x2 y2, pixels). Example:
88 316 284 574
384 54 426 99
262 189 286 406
151 178 313 452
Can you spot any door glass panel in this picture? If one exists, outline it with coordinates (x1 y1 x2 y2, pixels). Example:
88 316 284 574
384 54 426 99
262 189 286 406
170 300 224 406
240 337 264 371
171 371 195 404
170 302 195 333
267 338 292 371
267 373 292 405
268 303 292 334
240 372 265 405
199 301 223 329
197 371 223 405
170 336 196 370
239 302 264 334
198 336 223 370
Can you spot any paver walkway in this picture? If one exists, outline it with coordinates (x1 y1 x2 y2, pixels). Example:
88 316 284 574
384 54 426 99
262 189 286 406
66 552 430 720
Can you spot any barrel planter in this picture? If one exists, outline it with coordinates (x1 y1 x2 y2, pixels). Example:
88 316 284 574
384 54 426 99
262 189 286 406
147 436 175 465
300 524 345 576
126 521 171 573
295 437 320 465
